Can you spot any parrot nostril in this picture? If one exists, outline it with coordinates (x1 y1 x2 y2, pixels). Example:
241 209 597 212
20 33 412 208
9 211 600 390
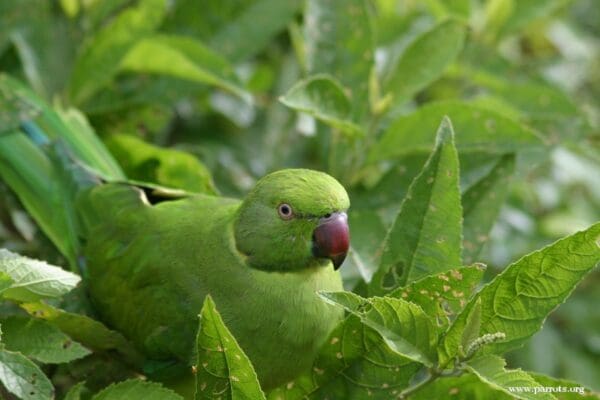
323 213 331 219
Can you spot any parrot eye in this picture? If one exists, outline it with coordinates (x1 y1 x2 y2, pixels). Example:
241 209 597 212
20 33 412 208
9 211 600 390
277 203 294 220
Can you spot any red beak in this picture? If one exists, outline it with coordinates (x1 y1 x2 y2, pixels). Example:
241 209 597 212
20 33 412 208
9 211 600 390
312 212 349 270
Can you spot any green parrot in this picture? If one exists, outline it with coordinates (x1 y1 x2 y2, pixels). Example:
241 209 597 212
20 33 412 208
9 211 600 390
0 76 349 392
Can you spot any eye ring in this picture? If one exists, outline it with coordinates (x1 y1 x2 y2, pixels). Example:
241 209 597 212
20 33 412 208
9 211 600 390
277 203 294 220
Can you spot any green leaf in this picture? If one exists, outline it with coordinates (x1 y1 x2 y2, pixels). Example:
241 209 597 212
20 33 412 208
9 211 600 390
304 0 374 119
367 101 543 162
462 154 515 264
267 315 419 400
0 272 13 295
92 379 183 400
482 0 515 42
388 265 486 329
280 75 362 137
0 74 42 134
498 0 572 37
528 373 593 399
0 349 54 400
0 249 80 302
369 118 463 295
209 0 302 63
64 382 87 400
68 0 166 105
385 19 466 105
21 302 142 364
195 295 266 400
441 222 600 364
460 298 483 357
120 34 249 101
408 373 513 399
466 355 555 400
426 0 471 20
321 292 438 366
1 316 90 364
104 134 218 195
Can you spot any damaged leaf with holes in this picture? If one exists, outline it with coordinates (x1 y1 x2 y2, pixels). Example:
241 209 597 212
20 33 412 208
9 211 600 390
369 118 463 296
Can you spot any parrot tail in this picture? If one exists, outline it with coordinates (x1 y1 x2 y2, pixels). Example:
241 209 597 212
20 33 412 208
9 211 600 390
0 74 125 270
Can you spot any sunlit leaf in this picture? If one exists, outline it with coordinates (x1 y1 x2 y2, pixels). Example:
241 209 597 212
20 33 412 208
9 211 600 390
120 34 248 100
0 249 80 302
0 349 54 400
321 292 438 366
441 222 600 364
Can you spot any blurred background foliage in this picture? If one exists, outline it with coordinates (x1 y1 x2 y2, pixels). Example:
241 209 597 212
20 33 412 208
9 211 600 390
0 0 598 394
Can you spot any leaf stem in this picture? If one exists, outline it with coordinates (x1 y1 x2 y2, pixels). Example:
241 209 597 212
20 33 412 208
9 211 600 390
398 368 440 399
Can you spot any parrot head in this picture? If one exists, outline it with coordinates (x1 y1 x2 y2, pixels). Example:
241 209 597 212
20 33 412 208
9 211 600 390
234 169 350 272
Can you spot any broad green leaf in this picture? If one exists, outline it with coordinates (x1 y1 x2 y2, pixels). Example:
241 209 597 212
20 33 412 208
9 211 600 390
385 19 466 106
304 0 374 119
21 302 142 364
120 34 248 101
267 315 419 400
388 265 486 329
463 154 515 264
369 118 462 295
210 0 302 62
460 298 483 358
280 75 362 137
368 101 543 162
69 0 166 105
0 249 80 302
0 349 53 400
104 134 218 194
441 222 600 364
408 373 513 399
1 316 90 363
321 292 438 366
195 295 266 400
92 379 183 400
466 355 555 400
528 373 594 399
